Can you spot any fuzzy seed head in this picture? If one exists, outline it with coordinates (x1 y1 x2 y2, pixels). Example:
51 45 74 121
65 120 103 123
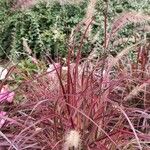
63 130 81 150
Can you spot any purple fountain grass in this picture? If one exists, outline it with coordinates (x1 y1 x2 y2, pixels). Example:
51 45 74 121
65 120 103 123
0 5 150 149
0 39 148 149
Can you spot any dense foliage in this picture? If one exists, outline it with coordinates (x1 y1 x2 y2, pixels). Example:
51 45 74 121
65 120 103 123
0 0 86 61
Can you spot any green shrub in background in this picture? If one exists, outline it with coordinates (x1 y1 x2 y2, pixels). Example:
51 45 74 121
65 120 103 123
0 0 149 61
95 0 150 58
0 0 86 61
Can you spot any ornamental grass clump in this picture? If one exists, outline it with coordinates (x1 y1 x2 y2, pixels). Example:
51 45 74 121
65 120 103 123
0 34 149 149
0 1 150 149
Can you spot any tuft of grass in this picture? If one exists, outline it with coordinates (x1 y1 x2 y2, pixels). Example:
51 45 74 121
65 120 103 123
0 3 150 149
0 38 149 149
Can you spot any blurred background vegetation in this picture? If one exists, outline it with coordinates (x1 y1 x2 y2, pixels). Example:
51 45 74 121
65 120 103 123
0 0 149 62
